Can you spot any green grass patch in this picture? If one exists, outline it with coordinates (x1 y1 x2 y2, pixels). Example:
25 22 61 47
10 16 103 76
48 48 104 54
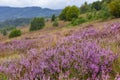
0 73 8 80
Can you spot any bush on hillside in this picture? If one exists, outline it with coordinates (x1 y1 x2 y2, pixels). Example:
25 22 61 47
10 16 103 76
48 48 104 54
91 1 102 11
30 17 45 31
71 17 87 26
96 10 112 20
102 0 112 3
51 14 56 21
53 20 59 27
59 6 71 21
9 29 21 38
80 2 91 14
59 6 79 21
66 6 80 21
1 29 7 36
86 13 94 21
109 0 120 18
86 7 112 21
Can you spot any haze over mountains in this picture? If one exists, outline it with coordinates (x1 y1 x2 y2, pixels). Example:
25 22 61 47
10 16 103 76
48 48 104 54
0 6 62 21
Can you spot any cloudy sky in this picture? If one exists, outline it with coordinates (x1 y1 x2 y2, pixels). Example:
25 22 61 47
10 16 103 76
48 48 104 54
0 0 98 9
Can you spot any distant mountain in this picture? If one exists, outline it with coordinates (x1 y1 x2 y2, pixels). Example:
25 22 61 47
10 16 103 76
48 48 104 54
0 6 62 21
0 18 32 28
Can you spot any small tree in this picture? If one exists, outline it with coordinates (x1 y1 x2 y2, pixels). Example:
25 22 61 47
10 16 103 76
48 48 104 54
80 2 91 14
51 14 56 21
91 1 102 11
9 29 21 38
109 0 120 18
59 6 79 21
102 0 112 3
30 17 45 31
66 6 79 21
59 6 71 21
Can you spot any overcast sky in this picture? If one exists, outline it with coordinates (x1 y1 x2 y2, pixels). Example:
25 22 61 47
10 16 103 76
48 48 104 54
0 0 98 9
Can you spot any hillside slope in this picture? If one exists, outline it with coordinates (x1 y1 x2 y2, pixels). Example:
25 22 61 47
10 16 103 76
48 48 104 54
0 19 120 79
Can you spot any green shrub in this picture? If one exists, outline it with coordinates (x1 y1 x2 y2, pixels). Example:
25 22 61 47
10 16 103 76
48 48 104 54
109 0 120 18
86 13 93 20
71 17 87 26
51 14 56 21
59 6 71 21
96 10 112 20
53 20 59 27
102 0 112 3
66 6 80 21
30 17 45 31
86 8 112 21
9 29 21 38
59 6 79 21
91 1 102 11
96 2 113 20
80 2 91 14
1 30 7 36
0 73 8 80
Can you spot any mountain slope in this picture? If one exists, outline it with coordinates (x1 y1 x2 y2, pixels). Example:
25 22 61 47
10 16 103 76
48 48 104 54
0 6 61 21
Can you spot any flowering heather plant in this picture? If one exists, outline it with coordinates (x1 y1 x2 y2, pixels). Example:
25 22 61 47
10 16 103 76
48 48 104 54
0 39 36 56
99 22 120 38
0 31 118 80
0 23 120 80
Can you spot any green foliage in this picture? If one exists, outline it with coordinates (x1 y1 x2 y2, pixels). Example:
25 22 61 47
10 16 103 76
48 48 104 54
59 6 71 21
71 17 87 26
66 6 80 21
109 0 120 18
96 10 112 20
86 13 93 20
112 59 120 74
30 17 45 31
85 10 97 21
59 6 79 21
102 0 112 3
0 73 8 80
80 2 91 14
51 14 56 21
1 30 7 36
86 6 112 21
91 1 102 11
53 20 59 27
9 29 21 38
0 26 16 36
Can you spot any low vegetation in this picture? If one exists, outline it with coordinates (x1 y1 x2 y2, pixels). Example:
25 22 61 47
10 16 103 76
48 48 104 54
59 6 79 21
64 0 119 26
0 0 120 80
30 17 45 31
109 0 120 18
71 17 87 26
51 14 56 21
9 29 21 38
53 19 59 27
0 22 120 79
0 26 16 36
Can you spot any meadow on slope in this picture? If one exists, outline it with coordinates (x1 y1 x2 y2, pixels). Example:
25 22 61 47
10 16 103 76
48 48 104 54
0 18 120 80
0 0 120 80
